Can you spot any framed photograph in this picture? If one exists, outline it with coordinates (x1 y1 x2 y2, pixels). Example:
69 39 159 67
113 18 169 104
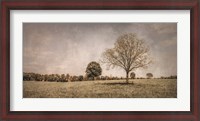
1 0 199 120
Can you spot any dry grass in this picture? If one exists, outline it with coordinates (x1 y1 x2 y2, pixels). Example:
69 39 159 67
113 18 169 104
23 79 177 98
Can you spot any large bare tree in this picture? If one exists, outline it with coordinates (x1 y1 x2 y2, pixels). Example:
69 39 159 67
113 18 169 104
101 33 152 83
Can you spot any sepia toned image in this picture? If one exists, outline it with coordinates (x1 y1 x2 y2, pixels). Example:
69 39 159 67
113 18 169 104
23 23 177 98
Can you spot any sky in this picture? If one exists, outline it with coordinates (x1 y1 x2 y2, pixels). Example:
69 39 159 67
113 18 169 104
23 23 177 78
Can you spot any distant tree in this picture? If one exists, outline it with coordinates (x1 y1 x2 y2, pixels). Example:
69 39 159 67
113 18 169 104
44 74 49 81
100 76 106 80
55 74 60 82
86 61 102 80
35 74 43 81
23 73 28 81
60 74 66 82
169 75 177 79
78 75 84 81
160 75 177 79
48 74 56 82
23 73 44 81
146 73 153 79
30 73 36 80
130 72 136 79
23 72 31 81
105 76 109 80
71 76 79 82
66 74 70 82
101 33 152 83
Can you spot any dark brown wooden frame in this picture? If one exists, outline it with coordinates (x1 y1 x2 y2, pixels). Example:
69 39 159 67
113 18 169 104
1 0 199 121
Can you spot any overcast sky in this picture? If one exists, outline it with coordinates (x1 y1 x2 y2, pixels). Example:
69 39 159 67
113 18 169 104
23 23 177 78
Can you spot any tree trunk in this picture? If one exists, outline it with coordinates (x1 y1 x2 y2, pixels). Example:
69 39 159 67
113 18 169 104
126 71 129 83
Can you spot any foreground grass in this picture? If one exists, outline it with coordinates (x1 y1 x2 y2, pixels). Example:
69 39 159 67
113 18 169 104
23 79 177 98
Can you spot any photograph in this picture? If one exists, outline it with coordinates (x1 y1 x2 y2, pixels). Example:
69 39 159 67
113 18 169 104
23 23 177 98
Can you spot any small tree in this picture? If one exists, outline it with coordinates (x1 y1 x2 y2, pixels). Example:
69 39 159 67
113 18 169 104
86 61 102 80
23 72 31 81
102 33 152 83
78 75 84 81
146 73 153 79
130 72 136 79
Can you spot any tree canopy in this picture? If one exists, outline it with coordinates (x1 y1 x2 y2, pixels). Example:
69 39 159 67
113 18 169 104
130 72 136 79
146 73 153 79
85 61 102 80
102 33 152 83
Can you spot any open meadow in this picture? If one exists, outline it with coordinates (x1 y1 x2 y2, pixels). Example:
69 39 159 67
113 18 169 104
23 79 177 98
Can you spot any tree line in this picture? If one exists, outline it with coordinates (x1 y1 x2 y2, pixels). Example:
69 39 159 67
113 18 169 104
23 71 177 82
23 72 126 82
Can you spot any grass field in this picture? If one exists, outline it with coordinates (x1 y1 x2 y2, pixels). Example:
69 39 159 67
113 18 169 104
23 79 177 98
